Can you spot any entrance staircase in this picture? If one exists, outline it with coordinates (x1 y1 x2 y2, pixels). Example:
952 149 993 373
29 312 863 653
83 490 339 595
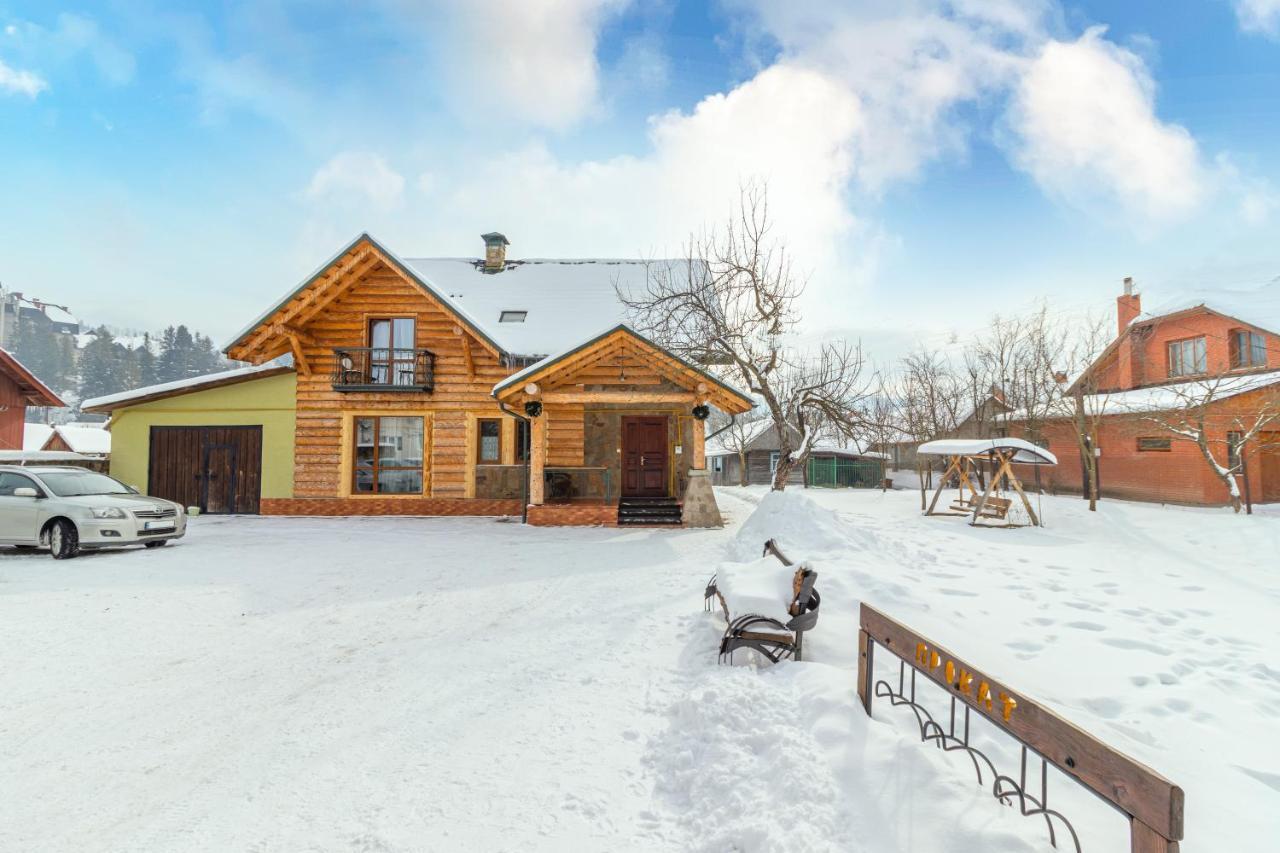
617 496 683 527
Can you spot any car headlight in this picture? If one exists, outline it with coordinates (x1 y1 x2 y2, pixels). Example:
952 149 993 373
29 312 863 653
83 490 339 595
91 507 127 519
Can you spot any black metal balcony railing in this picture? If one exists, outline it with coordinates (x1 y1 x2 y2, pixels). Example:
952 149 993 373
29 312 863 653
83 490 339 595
331 347 436 392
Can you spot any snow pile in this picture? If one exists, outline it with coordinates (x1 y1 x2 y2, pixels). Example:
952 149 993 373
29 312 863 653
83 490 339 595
726 489 856 562
715 554 804 622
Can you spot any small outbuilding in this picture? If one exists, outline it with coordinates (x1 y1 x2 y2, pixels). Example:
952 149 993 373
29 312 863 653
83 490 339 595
0 348 65 449
81 364 296 514
706 421 887 488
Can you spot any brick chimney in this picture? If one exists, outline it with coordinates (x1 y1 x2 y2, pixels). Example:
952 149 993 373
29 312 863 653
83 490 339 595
481 232 509 272
1116 276 1141 335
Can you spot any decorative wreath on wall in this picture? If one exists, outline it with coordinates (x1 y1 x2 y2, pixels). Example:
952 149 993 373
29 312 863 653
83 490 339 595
524 401 543 418
692 404 711 421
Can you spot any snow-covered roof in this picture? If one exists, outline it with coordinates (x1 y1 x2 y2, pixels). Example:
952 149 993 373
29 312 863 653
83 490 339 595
43 304 79 326
82 363 291 412
705 419 773 456
0 450 90 463
23 423 53 451
1140 277 1280 334
1092 368 1280 415
917 438 1058 465
405 257 678 357
48 425 111 456
705 422 886 459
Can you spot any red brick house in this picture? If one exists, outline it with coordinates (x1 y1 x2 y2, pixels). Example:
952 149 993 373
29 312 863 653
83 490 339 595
1018 280 1280 506
0 349 65 449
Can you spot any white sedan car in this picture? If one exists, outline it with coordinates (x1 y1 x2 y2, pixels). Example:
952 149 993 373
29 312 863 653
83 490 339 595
0 466 187 559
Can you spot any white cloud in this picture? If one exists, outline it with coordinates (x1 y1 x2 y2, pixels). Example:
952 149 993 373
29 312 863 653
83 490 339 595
307 152 406 209
1235 0 1280 36
0 56 46 97
1004 27 1206 223
417 0 629 129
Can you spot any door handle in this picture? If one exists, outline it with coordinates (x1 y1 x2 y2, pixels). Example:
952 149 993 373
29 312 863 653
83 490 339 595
640 455 645 465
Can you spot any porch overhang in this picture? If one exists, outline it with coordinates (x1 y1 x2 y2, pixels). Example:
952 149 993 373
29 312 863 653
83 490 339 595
491 324 754 414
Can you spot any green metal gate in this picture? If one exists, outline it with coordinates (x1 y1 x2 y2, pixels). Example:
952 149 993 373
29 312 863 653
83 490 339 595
806 456 883 488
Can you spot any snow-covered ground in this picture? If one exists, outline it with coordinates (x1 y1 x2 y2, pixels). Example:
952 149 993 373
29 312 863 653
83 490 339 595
1 489 1276 851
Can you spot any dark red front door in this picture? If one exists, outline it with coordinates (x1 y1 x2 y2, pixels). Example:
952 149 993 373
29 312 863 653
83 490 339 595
622 416 668 497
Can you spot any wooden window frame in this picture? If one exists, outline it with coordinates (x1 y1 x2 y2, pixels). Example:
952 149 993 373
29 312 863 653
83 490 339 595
476 418 502 466
366 316 419 386
1166 336 1207 378
1229 329 1267 369
514 419 530 464
1136 437 1172 452
353 415 426 495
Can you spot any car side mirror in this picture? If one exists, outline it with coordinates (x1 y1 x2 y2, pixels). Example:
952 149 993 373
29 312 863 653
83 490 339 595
13 487 39 498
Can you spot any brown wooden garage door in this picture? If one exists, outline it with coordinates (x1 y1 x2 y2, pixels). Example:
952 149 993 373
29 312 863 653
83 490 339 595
148 426 263 514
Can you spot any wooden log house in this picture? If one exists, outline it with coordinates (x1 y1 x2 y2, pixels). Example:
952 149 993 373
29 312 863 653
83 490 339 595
222 232 754 526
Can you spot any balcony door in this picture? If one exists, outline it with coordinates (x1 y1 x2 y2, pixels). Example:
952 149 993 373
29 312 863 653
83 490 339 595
369 318 417 386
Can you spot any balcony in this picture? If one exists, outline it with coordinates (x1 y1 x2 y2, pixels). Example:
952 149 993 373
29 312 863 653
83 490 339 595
331 347 436 393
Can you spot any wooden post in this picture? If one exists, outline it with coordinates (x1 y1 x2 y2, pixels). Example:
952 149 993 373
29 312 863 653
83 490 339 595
1131 818 1179 853
529 413 547 505
691 413 706 470
857 629 874 716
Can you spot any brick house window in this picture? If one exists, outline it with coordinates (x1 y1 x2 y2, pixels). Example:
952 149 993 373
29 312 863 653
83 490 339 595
354 416 424 493
1229 330 1267 369
1136 437 1172 452
1167 337 1206 377
1227 430 1244 470
477 419 502 464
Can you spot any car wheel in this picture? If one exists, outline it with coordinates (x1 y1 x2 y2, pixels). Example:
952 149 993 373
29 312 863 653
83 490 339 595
48 519 81 560
144 540 168 549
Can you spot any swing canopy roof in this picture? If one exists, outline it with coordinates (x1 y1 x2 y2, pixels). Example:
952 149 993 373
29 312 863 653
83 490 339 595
917 437 1058 466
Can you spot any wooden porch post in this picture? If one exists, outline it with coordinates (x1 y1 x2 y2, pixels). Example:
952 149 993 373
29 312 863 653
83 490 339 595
691 415 706 470
529 413 546 505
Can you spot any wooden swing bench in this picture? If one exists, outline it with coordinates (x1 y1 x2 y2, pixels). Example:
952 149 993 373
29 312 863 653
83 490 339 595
704 539 821 664
917 438 1058 528
949 495 1012 520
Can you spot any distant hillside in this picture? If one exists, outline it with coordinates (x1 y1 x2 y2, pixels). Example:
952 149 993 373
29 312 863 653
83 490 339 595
6 306 240 421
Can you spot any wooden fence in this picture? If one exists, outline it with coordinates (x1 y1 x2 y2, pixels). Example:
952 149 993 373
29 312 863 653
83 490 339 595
857 603 1183 852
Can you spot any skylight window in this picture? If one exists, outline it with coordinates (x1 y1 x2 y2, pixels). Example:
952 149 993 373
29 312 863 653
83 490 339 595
499 310 527 323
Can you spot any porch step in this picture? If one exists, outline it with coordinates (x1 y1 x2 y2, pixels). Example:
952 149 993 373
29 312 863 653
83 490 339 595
617 497 683 526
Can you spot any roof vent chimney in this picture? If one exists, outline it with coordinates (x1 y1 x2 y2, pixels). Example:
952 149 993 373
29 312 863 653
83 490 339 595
481 232 509 273
1116 276 1141 335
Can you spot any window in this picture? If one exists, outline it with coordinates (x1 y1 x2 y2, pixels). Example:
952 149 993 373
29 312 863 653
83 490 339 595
1229 330 1267 369
1137 437 1172 452
514 419 530 463
354 416 424 494
769 451 781 474
499 310 527 323
710 456 724 472
1227 431 1244 471
477 419 501 464
0 471 40 497
1167 337 1207 377
368 318 417 386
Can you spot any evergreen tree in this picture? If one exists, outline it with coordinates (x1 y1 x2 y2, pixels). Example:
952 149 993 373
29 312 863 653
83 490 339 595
78 326 125 402
135 333 159 386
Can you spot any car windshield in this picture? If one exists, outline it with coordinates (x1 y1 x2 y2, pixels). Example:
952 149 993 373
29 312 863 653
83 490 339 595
38 470 133 498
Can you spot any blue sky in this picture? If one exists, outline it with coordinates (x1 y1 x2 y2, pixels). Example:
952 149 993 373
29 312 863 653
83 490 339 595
2 1 1279 359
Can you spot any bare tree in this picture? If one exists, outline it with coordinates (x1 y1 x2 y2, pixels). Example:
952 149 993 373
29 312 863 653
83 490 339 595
1141 375 1280 512
1048 315 1113 511
898 348 964 442
620 183 873 490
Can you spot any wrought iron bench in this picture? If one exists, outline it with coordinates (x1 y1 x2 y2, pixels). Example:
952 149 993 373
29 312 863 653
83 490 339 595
706 539 822 664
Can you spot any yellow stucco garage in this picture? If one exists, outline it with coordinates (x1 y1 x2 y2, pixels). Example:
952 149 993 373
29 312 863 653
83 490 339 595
82 366 296 513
